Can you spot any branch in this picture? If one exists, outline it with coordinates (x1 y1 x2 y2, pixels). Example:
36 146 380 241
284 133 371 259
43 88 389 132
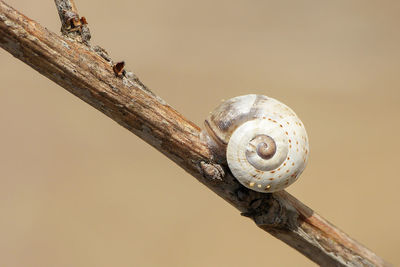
54 0 90 43
0 1 390 266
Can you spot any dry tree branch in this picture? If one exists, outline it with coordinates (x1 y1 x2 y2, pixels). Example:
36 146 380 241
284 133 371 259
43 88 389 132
53 0 90 43
0 1 391 266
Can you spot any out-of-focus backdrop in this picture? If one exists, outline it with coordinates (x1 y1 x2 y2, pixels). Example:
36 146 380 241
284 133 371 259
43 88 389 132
1 0 399 266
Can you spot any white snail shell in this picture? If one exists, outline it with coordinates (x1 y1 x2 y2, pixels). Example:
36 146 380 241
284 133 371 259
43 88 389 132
205 94 309 193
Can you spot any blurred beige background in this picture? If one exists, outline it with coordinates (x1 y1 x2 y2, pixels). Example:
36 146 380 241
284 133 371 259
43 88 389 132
1 0 399 266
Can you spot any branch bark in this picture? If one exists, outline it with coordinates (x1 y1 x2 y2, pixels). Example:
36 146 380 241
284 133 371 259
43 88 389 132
0 1 391 266
54 0 90 43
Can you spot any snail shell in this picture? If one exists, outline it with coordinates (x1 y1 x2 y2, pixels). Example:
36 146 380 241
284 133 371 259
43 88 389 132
204 94 309 193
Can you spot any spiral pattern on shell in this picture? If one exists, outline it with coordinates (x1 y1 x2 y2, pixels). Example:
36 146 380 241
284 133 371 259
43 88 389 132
205 94 309 193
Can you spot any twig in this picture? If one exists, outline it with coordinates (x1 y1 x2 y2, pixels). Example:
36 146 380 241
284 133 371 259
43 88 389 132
54 0 90 43
0 1 391 266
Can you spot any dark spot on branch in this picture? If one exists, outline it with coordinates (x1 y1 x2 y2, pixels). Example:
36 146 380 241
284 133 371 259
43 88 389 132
250 198 263 209
80 16 87 25
113 61 125 77
236 188 249 202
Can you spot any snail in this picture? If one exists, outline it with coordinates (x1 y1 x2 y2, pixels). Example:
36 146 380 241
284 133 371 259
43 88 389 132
204 94 309 193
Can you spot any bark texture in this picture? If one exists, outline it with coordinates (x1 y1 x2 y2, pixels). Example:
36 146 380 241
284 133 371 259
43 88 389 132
54 0 90 43
0 1 391 266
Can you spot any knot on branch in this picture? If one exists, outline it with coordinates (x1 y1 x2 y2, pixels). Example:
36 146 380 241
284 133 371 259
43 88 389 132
61 11 90 43
55 0 91 44
200 161 225 181
240 193 298 230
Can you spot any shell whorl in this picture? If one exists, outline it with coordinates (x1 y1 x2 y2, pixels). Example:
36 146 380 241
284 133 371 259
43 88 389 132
205 95 309 193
